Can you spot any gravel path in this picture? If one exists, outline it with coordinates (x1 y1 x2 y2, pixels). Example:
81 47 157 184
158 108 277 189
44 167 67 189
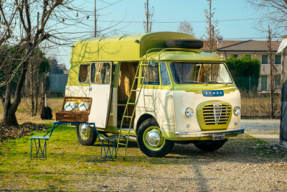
240 119 280 134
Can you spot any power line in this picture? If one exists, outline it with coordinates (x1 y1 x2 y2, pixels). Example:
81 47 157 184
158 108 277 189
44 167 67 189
97 18 262 24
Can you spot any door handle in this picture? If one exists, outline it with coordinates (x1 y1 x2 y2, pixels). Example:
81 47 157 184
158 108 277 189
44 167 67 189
166 95 173 98
89 87 92 91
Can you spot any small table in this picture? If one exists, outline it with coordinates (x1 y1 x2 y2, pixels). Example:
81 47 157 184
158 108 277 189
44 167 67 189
30 121 117 161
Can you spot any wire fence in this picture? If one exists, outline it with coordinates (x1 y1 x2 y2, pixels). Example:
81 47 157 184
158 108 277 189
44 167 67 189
235 76 281 119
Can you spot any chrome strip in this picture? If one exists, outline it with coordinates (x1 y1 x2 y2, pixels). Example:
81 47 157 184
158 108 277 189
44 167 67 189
175 128 244 138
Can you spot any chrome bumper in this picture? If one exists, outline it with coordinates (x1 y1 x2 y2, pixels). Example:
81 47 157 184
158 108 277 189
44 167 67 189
175 128 244 138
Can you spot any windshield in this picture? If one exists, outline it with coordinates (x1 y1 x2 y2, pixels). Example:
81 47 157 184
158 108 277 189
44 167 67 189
170 62 233 84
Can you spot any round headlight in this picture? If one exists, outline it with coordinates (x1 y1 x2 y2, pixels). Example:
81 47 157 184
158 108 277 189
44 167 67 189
234 106 241 116
185 107 194 118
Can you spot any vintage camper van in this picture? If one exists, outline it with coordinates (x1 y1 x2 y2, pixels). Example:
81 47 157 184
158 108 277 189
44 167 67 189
65 32 244 157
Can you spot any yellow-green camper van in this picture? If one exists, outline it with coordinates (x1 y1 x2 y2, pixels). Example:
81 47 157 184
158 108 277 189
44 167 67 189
65 32 244 157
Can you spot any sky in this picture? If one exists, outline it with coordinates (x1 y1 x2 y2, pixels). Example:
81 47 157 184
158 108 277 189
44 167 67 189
51 0 274 69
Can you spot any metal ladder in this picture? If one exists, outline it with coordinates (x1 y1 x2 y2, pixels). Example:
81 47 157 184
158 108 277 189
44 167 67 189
116 60 151 159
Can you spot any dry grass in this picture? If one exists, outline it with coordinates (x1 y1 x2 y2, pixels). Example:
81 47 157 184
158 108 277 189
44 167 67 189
241 93 281 118
0 98 63 122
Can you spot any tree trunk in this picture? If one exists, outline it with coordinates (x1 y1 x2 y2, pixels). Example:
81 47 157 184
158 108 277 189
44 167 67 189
3 60 29 126
3 82 19 126
3 109 18 126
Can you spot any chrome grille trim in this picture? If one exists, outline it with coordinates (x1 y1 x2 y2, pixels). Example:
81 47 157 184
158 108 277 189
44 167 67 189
213 102 222 123
202 104 231 125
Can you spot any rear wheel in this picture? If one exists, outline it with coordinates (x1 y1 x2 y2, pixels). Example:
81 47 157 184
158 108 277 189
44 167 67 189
137 119 174 157
194 140 226 152
76 123 97 146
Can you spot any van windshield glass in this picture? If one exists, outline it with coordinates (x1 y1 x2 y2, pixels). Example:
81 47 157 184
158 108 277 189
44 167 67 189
170 62 232 84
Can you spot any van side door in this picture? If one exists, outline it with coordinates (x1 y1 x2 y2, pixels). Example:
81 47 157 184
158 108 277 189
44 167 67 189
89 62 113 128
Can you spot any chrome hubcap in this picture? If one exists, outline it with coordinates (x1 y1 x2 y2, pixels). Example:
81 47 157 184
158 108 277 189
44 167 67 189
146 131 161 146
80 124 89 137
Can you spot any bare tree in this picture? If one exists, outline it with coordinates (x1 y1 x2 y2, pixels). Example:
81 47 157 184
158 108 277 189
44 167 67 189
0 0 87 126
177 21 195 36
24 49 50 117
0 0 126 126
143 0 154 33
267 25 281 118
201 0 220 53
247 0 287 33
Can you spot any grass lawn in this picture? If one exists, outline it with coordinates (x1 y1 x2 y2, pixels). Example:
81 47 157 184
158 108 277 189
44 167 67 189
0 123 287 191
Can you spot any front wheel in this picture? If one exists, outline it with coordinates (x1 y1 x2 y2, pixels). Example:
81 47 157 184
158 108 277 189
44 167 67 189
137 119 174 157
76 123 97 146
194 140 226 152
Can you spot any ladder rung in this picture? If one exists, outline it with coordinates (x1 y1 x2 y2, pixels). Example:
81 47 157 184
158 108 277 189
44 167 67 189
123 116 132 118
141 64 149 66
135 77 144 79
127 102 135 105
131 89 139 92
118 144 126 146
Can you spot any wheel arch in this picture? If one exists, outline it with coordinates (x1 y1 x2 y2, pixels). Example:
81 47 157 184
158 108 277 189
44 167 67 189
135 113 158 134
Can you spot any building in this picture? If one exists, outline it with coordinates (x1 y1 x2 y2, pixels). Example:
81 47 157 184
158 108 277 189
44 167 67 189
49 60 69 92
216 39 281 92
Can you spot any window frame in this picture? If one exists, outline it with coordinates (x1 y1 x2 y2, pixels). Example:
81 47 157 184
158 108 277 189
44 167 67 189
169 62 234 85
78 64 90 83
262 55 268 64
142 61 160 85
245 54 251 59
232 54 238 58
260 75 268 91
90 62 113 85
90 63 96 83
159 61 171 86
275 54 281 65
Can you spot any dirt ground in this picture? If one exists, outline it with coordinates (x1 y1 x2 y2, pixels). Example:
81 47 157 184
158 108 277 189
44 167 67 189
1 127 287 192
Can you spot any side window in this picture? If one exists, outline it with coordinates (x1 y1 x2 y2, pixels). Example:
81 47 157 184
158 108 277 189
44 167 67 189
160 62 171 85
79 64 90 83
232 54 238 58
102 63 111 84
91 63 96 83
94 63 111 84
142 62 160 85
262 55 268 64
275 55 281 64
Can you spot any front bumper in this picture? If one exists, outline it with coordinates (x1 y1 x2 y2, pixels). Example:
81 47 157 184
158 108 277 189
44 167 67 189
175 128 244 138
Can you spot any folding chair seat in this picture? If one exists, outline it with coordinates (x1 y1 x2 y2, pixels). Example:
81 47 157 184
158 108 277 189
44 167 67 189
30 122 59 159
30 136 50 159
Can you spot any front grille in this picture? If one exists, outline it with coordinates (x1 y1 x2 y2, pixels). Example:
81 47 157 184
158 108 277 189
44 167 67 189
202 104 231 125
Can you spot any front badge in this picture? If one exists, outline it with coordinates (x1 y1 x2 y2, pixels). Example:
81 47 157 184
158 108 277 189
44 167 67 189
213 102 222 123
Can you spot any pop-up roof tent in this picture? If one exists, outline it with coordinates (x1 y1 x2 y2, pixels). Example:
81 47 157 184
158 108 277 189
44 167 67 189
277 38 287 148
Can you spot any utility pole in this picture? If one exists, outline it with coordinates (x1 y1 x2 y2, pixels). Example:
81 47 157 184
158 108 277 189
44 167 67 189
209 0 212 53
146 0 149 32
267 25 274 118
94 0 97 37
